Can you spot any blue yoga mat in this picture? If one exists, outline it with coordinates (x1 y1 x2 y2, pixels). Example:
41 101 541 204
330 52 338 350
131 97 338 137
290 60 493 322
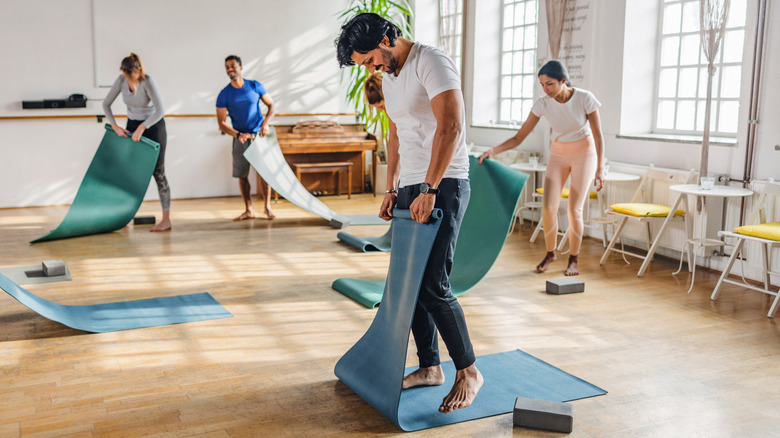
32 125 160 243
334 210 605 431
332 155 528 307
337 221 393 252
0 273 232 333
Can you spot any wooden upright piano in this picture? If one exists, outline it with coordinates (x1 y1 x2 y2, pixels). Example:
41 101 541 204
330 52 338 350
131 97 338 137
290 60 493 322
274 121 377 195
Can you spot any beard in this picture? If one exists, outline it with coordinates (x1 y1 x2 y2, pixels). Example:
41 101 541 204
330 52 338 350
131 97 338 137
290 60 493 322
381 47 399 75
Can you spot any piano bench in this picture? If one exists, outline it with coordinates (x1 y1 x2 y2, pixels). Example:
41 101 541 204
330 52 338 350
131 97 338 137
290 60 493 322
290 161 354 199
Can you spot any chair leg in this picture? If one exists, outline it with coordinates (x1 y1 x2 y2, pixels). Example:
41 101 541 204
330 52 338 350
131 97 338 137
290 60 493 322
762 242 771 290
600 217 628 265
712 239 744 300
530 217 544 243
637 195 684 277
557 229 569 252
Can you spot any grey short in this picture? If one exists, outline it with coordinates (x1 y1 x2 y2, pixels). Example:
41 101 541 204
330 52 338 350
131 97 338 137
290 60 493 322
231 134 256 178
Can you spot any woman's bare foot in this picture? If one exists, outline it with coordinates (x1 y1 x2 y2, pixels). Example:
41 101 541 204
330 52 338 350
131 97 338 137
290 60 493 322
263 207 276 220
439 364 484 414
402 365 445 389
233 210 255 221
564 254 579 276
536 251 558 272
150 219 172 232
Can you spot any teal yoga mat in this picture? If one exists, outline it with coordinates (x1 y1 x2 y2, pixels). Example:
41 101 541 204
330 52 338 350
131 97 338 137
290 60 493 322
0 272 232 333
334 209 605 431
337 221 393 252
31 125 160 243
332 155 528 307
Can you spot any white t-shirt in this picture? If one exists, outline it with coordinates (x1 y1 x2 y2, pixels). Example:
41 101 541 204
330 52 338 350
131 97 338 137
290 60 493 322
383 42 470 187
530 88 601 142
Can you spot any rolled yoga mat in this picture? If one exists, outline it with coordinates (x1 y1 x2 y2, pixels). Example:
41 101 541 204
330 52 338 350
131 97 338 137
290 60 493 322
334 209 605 432
0 272 232 333
243 127 351 228
31 125 160 243
332 155 529 307
337 221 393 252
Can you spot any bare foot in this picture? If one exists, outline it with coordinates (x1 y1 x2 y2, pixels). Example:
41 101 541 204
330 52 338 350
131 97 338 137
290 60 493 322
439 364 483 413
564 255 579 276
233 210 255 221
150 219 172 232
536 251 558 272
263 207 276 220
402 365 445 389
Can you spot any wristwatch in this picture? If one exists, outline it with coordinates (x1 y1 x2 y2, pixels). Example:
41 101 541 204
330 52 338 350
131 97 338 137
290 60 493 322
419 182 439 195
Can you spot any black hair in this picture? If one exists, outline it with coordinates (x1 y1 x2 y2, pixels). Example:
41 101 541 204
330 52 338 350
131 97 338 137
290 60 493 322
335 13 402 67
538 60 569 84
225 55 242 67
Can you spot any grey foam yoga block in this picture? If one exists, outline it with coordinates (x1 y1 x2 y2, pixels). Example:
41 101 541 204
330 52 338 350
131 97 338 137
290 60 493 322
41 260 67 277
546 278 585 295
513 397 573 433
133 215 156 225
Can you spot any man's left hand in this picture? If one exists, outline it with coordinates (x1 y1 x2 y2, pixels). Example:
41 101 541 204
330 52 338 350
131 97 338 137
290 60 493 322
410 193 435 224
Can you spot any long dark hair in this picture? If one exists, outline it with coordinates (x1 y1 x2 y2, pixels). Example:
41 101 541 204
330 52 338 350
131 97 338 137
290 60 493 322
538 60 569 85
120 53 146 81
364 71 384 106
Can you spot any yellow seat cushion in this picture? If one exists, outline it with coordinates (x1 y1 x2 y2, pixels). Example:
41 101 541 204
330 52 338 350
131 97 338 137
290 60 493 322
733 222 780 241
536 187 598 199
610 203 685 217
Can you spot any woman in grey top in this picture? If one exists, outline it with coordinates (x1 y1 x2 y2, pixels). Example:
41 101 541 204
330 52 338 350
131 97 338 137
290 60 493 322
102 53 171 232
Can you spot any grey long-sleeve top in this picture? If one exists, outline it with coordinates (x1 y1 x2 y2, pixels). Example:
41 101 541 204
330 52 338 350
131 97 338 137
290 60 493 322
102 74 165 127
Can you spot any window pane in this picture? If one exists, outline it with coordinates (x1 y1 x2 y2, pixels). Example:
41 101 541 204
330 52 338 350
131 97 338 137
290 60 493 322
727 0 747 28
525 25 536 48
679 34 700 65
696 100 706 131
678 67 698 98
511 99 524 121
659 68 678 98
681 1 700 33
718 101 739 133
698 67 720 99
657 100 676 129
526 1 538 23
501 76 512 98
501 99 511 121
676 100 696 130
722 29 745 63
662 3 682 34
720 66 741 98
515 3 525 24
661 36 680 66
504 5 514 28
502 52 513 75
512 76 524 98
522 74 534 95
513 52 523 72
513 28 524 51
523 50 535 72
503 29 514 51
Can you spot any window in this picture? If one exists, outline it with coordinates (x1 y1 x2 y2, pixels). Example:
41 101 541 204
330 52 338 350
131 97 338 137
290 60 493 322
439 0 464 75
499 0 538 124
654 0 747 136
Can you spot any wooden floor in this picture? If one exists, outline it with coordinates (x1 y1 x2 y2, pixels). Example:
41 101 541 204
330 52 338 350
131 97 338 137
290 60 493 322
1 194 779 437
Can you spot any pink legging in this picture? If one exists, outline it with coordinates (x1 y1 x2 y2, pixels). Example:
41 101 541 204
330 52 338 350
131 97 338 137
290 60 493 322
542 136 597 255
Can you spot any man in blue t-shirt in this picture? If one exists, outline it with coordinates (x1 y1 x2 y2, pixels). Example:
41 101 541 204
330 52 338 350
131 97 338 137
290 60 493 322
216 55 277 221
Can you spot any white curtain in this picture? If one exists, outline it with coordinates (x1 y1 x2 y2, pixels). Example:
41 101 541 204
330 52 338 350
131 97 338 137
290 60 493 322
699 0 731 180
438 0 461 61
545 0 568 59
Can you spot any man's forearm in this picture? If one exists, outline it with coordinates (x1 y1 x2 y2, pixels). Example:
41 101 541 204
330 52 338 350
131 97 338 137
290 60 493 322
424 125 459 187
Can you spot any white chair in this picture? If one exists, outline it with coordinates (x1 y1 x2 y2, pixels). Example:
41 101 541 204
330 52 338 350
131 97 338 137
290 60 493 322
599 165 697 277
711 179 780 317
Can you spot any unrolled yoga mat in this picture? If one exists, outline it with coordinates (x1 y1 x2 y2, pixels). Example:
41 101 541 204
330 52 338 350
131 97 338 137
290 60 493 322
0 264 72 285
343 214 388 226
337 221 393 252
332 155 528 307
244 127 351 228
31 125 160 243
0 273 232 333
334 210 604 431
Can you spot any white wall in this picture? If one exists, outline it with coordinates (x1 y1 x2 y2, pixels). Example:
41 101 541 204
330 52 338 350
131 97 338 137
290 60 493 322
0 0 354 208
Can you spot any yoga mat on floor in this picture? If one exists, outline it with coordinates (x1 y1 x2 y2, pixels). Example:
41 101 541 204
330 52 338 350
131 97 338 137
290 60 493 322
31 125 160 243
337 222 393 252
332 155 528 307
334 209 605 431
0 264 72 285
244 127 351 228
0 273 232 333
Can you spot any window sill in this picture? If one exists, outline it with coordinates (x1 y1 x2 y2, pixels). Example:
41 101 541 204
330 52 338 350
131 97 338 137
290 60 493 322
471 122 522 131
617 133 737 146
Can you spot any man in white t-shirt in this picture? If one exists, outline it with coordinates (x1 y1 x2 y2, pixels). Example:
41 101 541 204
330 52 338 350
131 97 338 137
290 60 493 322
336 13 482 414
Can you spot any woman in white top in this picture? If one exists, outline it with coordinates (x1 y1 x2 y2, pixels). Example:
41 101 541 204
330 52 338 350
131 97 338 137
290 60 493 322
479 60 605 276
103 53 171 232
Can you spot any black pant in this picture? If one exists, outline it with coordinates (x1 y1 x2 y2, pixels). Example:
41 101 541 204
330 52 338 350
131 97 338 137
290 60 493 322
126 118 170 211
396 178 475 370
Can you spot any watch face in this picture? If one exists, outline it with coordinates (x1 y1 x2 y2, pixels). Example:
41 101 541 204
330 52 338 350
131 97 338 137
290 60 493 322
420 182 429 193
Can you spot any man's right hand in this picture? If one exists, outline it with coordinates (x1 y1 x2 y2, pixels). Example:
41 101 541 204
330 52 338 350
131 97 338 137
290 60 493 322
237 133 252 143
111 123 127 138
379 192 396 221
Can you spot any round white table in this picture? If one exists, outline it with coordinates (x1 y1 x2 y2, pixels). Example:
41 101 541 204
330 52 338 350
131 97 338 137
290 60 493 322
669 184 754 293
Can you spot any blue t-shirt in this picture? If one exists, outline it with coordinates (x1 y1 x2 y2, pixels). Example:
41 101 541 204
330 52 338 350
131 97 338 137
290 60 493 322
216 80 267 133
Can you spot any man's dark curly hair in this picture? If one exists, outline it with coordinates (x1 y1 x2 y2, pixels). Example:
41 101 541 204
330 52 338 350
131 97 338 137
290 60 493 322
335 13 402 67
